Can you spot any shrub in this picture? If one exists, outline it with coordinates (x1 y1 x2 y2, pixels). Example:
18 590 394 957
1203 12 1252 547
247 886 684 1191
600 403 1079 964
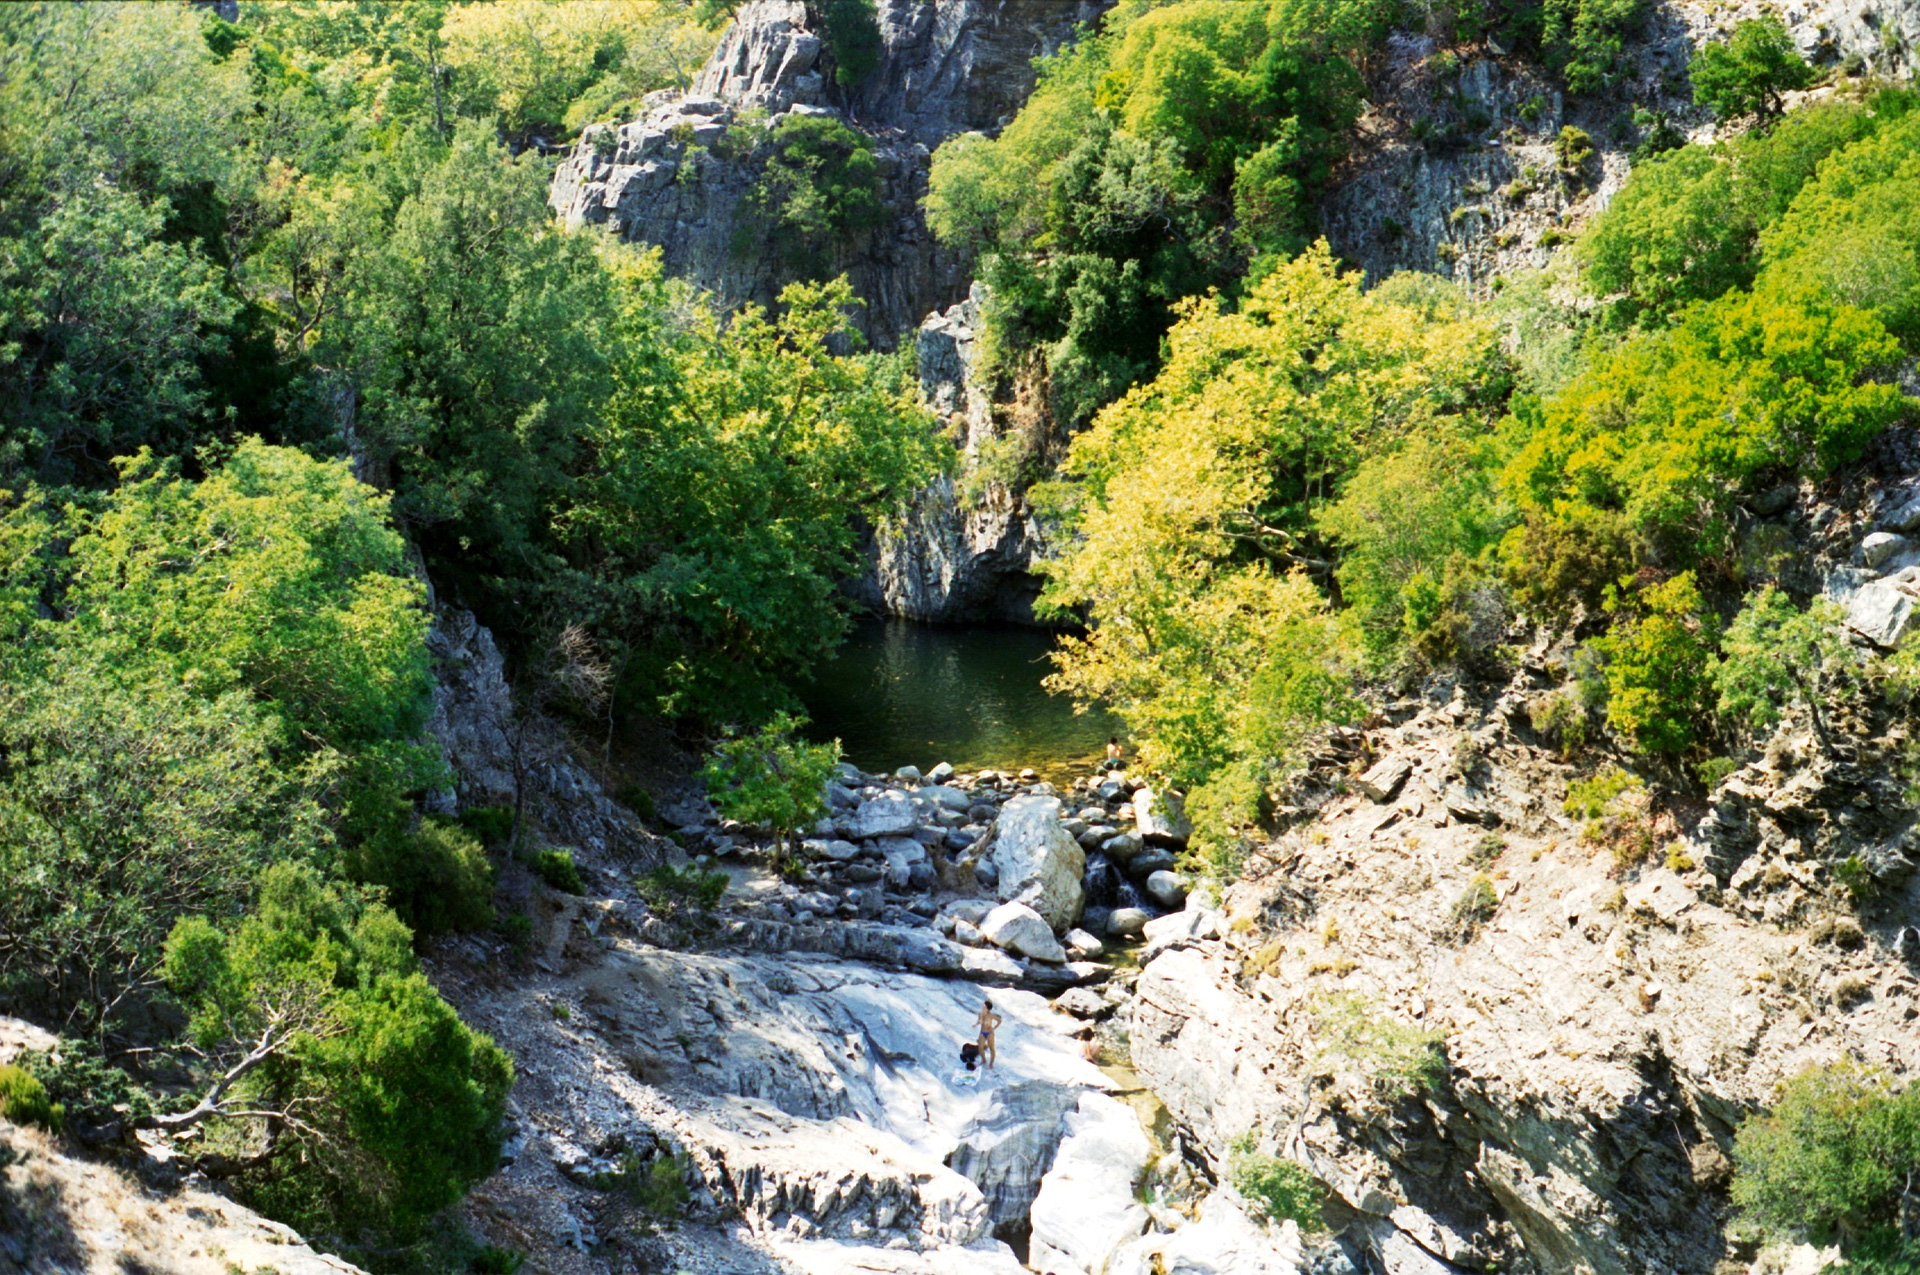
499 912 533 952
1312 993 1447 1099
1529 689 1590 754
740 115 885 276
1448 873 1500 942
1229 1133 1326 1230
1691 17 1814 123
532 848 585 895
459 805 516 847
1715 588 1859 755
351 817 497 937
1592 572 1716 756
820 0 883 87
16 1041 152 1127
1555 125 1593 174
616 784 656 823
162 864 512 1245
0 1065 63 1132
700 712 839 863
636 864 729 922
1734 1063 1920 1256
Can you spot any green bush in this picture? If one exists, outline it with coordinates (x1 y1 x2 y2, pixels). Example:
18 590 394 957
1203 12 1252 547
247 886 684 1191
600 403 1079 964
636 865 730 922
1312 993 1447 1098
1733 1063 1920 1256
532 848 585 895
1592 572 1716 756
1447 874 1500 943
1759 109 1920 343
164 863 513 1247
499 912 533 953
1529 689 1591 755
349 817 496 937
1228 1133 1325 1230
1714 588 1859 752
459 805 516 847
0 1064 63 1132
740 115 886 276
820 0 882 87
16 1042 152 1127
615 784 656 823
1565 766 1643 820
700 712 839 862
1502 286 1904 581
1555 125 1593 173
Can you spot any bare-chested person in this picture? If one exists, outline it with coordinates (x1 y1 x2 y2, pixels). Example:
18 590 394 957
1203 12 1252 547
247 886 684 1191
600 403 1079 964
975 998 1003 1070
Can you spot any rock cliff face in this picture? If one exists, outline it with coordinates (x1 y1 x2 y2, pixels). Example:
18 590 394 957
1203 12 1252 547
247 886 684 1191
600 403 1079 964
550 0 1106 347
845 284 1052 622
1121 453 1920 1275
1324 0 1920 286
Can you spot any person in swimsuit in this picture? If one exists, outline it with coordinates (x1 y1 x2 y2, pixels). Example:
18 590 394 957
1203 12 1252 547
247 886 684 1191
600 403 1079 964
974 998 1002 1070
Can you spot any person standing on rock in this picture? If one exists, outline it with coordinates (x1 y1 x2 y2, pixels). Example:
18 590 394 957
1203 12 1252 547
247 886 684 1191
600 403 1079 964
975 998 1002 1070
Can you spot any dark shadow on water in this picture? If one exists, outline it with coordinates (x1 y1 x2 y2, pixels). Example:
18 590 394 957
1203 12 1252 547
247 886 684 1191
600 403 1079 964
799 620 1121 782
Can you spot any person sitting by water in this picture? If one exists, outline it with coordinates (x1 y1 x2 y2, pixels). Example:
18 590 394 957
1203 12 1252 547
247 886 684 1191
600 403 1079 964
975 998 1002 1070
1103 735 1125 772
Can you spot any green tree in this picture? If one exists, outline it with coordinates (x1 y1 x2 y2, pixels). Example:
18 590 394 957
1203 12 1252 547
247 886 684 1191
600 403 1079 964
741 115 887 277
700 712 840 863
564 270 944 719
925 0 1393 424
1759 107 1920 344
1040 247 1491 829
1502 286 1906 578
821 0 883 87
0 655 330 1033
1713 586 1857 753
68 441 431 748
1733 1063 1920 1256
1317 426 1509 659
1579 102 1875 322
1691 17 1814 124
161 863 511 1247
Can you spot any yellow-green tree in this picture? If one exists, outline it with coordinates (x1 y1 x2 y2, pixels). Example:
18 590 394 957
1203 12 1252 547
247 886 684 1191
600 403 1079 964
1040 245 1498 833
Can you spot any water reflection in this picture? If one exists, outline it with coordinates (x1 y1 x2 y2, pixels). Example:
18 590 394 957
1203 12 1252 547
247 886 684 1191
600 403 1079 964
798 619 1121 782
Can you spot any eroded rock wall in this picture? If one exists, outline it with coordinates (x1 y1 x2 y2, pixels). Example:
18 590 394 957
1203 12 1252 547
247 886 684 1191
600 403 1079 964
551 0 1107 347
1323 0 1920 286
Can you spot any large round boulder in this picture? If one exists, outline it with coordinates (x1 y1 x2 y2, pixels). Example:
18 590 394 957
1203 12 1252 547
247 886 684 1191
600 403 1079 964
987 795 1086 930
980 900 1068 964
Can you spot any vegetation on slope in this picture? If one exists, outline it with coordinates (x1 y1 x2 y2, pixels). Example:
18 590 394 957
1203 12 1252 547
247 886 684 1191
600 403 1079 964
0 2 933 1267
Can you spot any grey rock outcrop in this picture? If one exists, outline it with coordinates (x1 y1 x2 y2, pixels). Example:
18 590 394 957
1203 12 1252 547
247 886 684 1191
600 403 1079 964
986 794 1086 930
1127 675 1920 1275
551 0 1107 347
1027 1091 1155 1275
848 284 1052 622
426 608 654 862
980 899 1067 964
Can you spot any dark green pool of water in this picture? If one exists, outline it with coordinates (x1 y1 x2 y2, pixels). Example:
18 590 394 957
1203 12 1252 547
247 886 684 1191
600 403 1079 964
799 620 1121 783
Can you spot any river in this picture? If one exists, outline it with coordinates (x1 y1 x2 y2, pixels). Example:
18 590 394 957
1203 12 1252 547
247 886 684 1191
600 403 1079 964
799 619 1122 784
